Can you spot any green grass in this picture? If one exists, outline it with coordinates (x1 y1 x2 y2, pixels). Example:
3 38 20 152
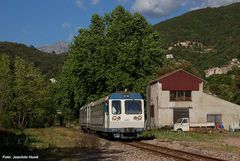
0 127 101 160
24 127 100 149
142 129 240 153
143 129 240 142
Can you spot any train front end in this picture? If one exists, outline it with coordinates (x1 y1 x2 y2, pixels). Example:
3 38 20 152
107 93 145 139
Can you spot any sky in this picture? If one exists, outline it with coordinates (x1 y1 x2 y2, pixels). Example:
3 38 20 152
0 0 239 47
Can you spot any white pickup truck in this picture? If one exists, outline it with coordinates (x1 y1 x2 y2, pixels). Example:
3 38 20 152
173 118 215 132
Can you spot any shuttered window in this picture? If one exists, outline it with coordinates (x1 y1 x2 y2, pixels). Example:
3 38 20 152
170 91 192 101
150 105 154 117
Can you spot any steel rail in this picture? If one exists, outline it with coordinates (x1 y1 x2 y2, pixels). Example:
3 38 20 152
121 141 226 161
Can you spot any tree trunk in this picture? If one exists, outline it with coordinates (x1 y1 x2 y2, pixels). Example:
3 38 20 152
20 113 26 128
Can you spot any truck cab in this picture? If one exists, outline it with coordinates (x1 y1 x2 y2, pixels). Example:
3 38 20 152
173 118 190 132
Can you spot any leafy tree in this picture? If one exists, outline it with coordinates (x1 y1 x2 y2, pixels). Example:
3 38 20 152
156 59 202 77
0 55 55 128
0 42 66 78
0 54 11 111
54 62 76 123
0 54 13 127
232 91 240 105
206 74 237 103
13 57 51 128
154 3 240 71
56 6 165 118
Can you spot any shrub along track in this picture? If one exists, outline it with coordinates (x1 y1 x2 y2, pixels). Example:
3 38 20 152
119 141 226 161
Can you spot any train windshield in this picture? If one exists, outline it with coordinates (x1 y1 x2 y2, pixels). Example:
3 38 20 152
125 100 142 114
112 101 121 114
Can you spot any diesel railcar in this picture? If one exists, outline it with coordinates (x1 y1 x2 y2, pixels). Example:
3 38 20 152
79 92 145 139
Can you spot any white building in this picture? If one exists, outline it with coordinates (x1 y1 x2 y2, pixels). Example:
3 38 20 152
146 69 240 130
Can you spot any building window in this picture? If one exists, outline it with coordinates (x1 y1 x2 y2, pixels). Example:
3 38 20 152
150 105 154 117
185 91 191 101
207 114 222 124
170 91 192 101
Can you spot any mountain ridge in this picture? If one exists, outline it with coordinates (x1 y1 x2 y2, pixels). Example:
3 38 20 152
0 41 66 78
38 41 69 54
153 3 240 104
154 2 240 71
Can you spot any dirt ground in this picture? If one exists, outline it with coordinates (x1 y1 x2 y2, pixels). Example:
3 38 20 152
142 138 240 161
75 133 240 161
224 137 240 148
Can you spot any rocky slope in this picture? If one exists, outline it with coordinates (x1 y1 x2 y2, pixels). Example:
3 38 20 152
38 41 69 54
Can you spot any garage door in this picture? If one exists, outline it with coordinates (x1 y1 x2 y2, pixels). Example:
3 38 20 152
173 108 189 123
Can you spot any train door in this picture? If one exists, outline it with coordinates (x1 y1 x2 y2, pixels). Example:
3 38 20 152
104 102 109 128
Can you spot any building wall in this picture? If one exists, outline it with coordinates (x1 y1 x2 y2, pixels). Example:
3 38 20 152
148 82 159 127
160 70 202 91
200 93 240 130
151 82 203 127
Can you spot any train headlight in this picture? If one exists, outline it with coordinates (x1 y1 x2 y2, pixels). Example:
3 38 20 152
133 116 138 120
117 116 121 120
112 116 117 120
138 116 142 120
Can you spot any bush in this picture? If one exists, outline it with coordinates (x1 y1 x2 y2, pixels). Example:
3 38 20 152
28 107 56 128
0 112 15 128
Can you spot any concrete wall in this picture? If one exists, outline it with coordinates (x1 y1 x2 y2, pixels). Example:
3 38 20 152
200 93 240 130
148 82 159 127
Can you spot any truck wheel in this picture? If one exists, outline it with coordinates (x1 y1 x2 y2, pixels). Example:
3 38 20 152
177 128 183 133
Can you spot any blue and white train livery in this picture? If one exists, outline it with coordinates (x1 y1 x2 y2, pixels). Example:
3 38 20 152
79 92 145 139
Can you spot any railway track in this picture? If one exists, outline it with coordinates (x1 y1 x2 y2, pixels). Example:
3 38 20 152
121 141 226 161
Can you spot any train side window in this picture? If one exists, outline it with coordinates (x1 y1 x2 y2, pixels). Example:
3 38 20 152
112 101 121 114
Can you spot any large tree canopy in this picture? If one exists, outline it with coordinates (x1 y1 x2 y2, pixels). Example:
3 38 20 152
56 6 165 115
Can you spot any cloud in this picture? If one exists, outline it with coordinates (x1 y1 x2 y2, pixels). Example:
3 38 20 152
76 0 100 7
76 0 84 8
132 0 187 18
132 0 240 18
189 0 240 11
91 0 99 5
200 0 240 8
190 6 202 11
62 22 71 29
